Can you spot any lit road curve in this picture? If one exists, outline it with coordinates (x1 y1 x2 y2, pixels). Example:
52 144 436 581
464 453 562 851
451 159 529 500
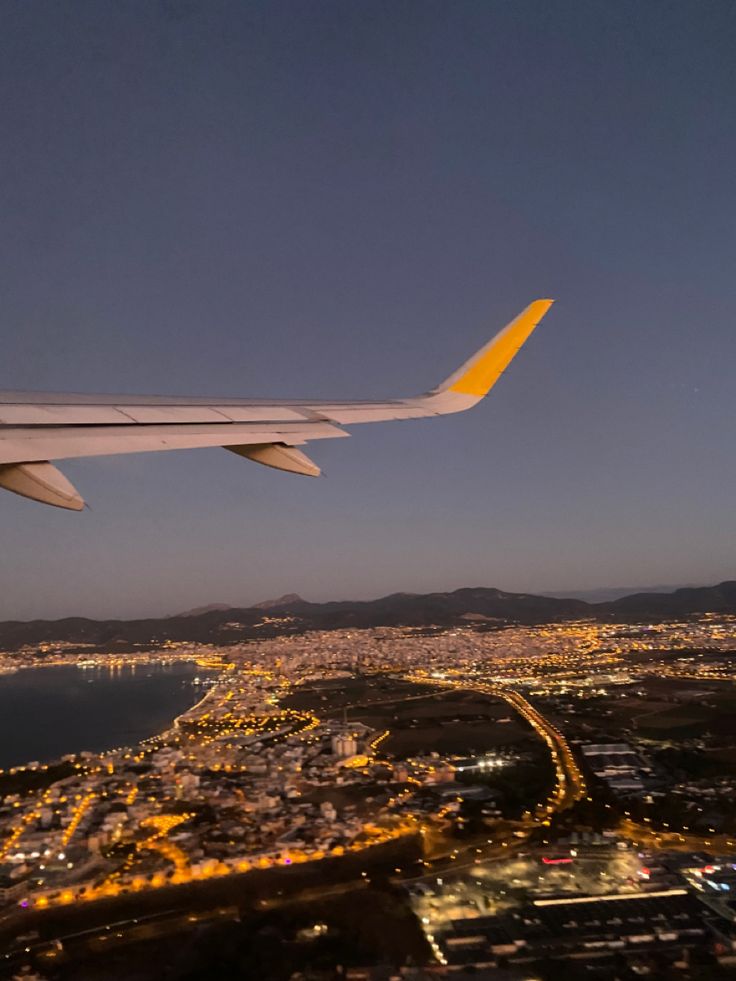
401 675 586 816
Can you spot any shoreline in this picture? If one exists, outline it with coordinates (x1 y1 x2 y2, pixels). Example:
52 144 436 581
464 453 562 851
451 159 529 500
0 659 222 774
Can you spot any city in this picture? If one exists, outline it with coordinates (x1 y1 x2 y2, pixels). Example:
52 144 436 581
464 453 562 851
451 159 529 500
2 613 736 976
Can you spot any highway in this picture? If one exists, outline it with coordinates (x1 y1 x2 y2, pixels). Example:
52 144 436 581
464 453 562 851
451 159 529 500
401 674 587 817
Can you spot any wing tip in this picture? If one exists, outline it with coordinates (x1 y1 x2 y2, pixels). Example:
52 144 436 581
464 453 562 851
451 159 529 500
444 298 554 399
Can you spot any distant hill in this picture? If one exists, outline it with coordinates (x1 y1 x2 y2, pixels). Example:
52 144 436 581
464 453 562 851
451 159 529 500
541 584 696 603
603 581 736 617
252 593 305 610
268 587 589 627
173 603 233 618
0 581 733 653
173 594 306 617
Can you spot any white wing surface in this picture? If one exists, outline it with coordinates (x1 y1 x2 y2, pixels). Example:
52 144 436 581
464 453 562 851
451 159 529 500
0 299 553 510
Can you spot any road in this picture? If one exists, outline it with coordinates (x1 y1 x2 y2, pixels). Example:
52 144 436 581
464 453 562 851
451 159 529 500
617 818 736 855
401 674 587 815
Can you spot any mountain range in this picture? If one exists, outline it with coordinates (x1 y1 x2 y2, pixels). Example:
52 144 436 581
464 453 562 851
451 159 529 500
1 581 736 653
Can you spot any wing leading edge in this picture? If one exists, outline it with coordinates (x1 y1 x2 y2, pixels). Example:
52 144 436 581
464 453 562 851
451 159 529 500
0 299 553 509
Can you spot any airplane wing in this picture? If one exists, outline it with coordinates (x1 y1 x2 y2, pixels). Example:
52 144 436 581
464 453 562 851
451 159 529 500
0 299 553 510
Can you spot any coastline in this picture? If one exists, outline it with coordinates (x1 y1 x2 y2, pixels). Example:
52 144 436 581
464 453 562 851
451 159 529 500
0 659 222 772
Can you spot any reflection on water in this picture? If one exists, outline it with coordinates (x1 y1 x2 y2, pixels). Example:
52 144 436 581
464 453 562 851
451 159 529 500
0 662 215 769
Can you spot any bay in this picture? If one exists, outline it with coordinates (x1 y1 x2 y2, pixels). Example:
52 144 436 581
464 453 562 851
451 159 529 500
0 662 215 769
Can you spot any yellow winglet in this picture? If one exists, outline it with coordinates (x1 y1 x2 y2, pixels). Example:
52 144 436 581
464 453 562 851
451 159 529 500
442 299 554 398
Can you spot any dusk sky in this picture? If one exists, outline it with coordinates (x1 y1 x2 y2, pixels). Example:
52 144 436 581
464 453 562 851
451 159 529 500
2 1 735 620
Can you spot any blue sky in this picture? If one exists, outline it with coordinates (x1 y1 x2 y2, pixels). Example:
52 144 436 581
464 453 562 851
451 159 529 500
1 1 735 618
